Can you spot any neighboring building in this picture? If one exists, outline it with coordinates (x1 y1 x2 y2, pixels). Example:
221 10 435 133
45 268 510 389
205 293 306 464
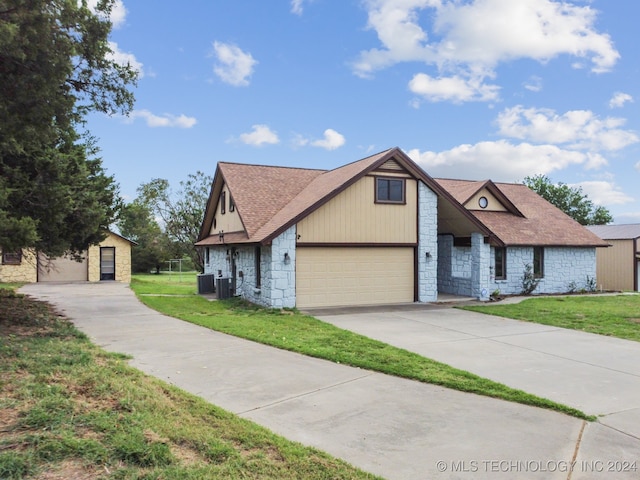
586 224 640 292
0 231 135 283
196 147 608 309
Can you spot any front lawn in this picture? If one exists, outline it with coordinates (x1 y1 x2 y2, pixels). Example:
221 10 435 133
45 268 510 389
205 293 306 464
131 272 198 295
0 288 380 480
462 294 640 342
130 275 591 420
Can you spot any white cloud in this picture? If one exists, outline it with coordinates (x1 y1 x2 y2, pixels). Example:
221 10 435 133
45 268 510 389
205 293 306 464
291 0 305 15
496 106 639 151
85 0 127 28
408 73 499 103
407 140 607 182
609 92 633 109
310 129 346 150
294 129 346 150
239 125 279 146
568 181 634 206
355 0 619 102
523 76 543 92
108 41 144 78
212 42 257 87
636 161 640 173
126 110 197 128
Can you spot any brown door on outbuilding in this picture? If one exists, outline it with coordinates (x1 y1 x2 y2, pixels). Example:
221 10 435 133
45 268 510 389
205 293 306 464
100 247 116 280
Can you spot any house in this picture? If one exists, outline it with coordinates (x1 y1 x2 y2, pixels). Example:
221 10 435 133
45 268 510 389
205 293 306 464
586 224 640 292
195 147 608 309
0 231 135 283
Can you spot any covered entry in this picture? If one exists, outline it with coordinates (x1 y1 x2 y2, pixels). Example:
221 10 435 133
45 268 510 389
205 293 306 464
296 247 415 308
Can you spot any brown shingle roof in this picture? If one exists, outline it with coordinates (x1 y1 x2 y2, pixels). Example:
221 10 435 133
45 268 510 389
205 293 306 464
436 179 609 247
219 163 324 238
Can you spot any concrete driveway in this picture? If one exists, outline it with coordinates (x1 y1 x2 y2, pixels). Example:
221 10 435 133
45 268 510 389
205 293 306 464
19 282 640 480
315 303 640 439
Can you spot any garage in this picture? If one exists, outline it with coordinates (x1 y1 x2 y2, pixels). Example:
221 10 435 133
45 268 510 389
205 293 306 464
296 247 415 308
37 253 89 282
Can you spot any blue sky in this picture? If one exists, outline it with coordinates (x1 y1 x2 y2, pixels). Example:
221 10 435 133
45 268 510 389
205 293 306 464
88 0 640 224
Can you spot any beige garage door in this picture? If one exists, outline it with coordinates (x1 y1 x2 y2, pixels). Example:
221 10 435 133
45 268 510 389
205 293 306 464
296 247 415 308
38 253 88 282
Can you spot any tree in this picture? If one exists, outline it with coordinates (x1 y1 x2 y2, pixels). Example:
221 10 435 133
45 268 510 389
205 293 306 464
117 201 173 273
136 172 213 272
0 0 137 256
523 174 613 225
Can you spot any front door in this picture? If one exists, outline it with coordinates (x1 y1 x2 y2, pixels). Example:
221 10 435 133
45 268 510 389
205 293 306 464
100 247 116 281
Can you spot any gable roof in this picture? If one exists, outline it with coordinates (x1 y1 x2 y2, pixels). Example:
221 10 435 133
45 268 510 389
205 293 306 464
435 179 609 247
587 224 640 240
440 179 524 217
197 147 488 246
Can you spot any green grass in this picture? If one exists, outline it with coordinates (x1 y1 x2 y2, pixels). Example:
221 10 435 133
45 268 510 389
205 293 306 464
0 288 381 479
131 272 198 295
461 294 640 342
130 275 592 420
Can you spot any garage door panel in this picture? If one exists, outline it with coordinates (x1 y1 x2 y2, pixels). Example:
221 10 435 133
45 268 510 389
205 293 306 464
296 247 414 308
38 253 88 282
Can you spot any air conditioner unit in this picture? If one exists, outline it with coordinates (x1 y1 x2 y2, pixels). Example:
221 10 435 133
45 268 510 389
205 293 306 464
216 277 232 299
197 273 215 294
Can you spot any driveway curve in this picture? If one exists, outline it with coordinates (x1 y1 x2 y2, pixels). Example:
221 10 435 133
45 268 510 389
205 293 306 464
19 282 640 480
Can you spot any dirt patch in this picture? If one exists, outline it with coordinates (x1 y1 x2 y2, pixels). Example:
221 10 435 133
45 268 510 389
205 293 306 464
0 289 63 337
629 318 640 324
35 459 105 480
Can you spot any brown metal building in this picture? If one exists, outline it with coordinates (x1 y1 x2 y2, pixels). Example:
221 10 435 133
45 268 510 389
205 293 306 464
587 224 640 292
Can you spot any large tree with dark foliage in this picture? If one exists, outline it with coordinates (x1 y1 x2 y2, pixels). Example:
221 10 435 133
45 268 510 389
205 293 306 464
0 0 137 256
523 174 613 226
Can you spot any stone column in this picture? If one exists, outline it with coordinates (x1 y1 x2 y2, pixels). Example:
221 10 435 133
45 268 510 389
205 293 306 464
471 232 490 301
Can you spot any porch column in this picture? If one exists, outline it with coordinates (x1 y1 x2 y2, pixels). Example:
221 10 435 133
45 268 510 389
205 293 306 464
471 232 490 301
418 182 438 302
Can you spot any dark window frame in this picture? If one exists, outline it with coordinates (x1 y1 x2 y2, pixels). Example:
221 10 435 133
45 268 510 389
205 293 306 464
229 195 235 212
533 247 544 278
494 247 507 280
221 191 226 214
375 177 406 204
2 250 23 265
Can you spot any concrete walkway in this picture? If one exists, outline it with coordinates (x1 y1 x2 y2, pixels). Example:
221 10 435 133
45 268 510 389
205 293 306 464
19 283 640 480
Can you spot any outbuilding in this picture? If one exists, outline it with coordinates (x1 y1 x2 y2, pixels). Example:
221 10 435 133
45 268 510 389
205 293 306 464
0 231 135 284
586 224 640 292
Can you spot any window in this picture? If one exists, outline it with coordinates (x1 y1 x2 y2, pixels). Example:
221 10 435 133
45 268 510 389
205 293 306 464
205 247 210 265
229 196 235 212
255 246 261 288
533 247 544 278
221 191 226 214
2 250 22 265
494 247 506 280
375 177 405 204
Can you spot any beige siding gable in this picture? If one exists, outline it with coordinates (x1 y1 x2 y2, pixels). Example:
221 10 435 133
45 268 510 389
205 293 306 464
465 188 507 212
296 176 418 244
209 183 245 235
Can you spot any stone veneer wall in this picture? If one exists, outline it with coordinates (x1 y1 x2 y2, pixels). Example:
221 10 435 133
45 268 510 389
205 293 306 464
417 182 438 302
489 246 597 295
0 249 38 283
202 226 297 308
87 234 132 283
437 235 472 297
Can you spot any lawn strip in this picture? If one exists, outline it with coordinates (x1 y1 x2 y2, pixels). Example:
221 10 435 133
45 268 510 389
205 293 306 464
461 294 640 342
133 291 593 421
